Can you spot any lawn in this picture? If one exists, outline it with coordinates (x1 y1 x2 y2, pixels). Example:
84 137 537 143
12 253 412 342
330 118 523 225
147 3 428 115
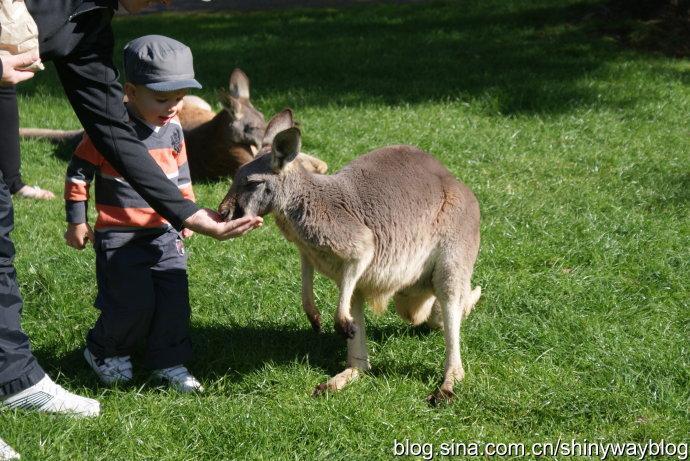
2 0 688 459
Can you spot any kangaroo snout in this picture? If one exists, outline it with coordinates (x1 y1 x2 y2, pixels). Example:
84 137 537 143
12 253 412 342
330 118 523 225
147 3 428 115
218 196 244 221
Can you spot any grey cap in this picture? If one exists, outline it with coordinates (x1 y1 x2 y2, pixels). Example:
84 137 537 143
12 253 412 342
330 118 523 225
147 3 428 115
123 35 202 92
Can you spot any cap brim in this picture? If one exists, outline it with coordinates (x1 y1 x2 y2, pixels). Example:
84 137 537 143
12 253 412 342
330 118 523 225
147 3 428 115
144 79 202 92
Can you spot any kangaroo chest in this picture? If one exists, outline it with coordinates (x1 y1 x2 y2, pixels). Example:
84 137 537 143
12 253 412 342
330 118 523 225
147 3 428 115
274 214 347 281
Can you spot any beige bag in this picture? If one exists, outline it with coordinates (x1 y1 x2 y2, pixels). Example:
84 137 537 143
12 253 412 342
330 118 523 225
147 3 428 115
0 0 44 70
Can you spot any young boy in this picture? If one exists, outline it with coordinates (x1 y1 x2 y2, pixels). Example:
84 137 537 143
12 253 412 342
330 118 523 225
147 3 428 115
64 35 204 393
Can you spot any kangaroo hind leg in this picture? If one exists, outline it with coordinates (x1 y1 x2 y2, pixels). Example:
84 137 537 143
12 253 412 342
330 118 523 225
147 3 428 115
428 264 473 406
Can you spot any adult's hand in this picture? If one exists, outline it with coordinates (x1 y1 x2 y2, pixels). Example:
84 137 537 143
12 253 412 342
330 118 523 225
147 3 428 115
0 52 40 85
183 208 263 241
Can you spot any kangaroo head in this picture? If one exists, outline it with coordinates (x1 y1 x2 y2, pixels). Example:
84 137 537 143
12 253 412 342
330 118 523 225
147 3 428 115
219 109 301 220
218 69 266 153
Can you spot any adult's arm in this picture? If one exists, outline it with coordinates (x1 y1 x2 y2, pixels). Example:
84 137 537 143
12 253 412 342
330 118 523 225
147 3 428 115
183 209 262 241
28 1 262 238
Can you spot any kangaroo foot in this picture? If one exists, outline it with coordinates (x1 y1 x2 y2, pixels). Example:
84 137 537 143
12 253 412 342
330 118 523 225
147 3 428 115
334 318 357 340
312 367 361 397
426 387 456 407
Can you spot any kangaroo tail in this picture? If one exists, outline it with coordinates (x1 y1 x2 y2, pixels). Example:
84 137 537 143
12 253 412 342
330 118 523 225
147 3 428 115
19 128 83 145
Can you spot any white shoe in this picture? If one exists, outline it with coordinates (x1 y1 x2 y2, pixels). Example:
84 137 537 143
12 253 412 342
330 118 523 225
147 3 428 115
0 375 100 417
0 437 20 460
153 365 204 394
83 348 133 384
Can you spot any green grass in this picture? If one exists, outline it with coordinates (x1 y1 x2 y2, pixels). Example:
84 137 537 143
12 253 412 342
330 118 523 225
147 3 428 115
3 0 689 459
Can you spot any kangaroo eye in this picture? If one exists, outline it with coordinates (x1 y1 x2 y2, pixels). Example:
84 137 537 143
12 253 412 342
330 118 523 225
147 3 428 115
244 178 264 189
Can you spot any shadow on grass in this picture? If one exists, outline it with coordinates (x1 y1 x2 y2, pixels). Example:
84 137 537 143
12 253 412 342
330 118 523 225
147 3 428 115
132 0 613 115
32 320 441 390
187 321 440 379
52 140 78 162
18 0 643 116
190 323 346 378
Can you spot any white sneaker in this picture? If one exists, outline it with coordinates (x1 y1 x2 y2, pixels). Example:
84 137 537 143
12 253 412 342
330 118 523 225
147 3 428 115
0 437 20 460
83 348 133 384
153 365 204 393
0 375 100 417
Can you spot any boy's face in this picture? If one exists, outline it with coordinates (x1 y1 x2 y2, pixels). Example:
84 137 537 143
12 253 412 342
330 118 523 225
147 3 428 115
119 0 170 14
124 83 188 127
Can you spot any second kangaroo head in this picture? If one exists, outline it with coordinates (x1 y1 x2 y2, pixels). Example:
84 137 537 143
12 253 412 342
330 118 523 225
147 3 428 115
218 109 303 221
219 69 266 153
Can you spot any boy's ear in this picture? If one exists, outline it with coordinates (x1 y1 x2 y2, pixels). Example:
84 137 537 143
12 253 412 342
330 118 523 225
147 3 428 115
123 82 137 102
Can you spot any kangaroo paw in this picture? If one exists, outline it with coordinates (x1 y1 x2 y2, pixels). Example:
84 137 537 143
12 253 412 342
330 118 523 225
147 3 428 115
308 314 324 334
334 318 357 339
426 387 456 407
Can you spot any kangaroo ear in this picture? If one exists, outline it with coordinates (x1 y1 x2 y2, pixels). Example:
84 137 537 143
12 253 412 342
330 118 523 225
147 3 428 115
262 109 294 148
218 88 245 120
271 128 301 173
229 68 250 100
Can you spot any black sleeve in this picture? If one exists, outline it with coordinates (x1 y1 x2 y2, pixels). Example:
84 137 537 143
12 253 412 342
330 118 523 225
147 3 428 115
52 51 199 230
0 85 27 194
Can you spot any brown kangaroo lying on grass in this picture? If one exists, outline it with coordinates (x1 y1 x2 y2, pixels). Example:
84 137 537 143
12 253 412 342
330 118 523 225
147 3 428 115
18 69 327 180
181 69 266 180
219 109 482 405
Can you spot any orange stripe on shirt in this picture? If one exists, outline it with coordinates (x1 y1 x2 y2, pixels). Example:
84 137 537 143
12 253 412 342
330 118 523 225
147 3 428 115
179 184 195 202
74 134 105 166
177 141 188 166
95 205 168 230
64 180 90 201
149 148 181 176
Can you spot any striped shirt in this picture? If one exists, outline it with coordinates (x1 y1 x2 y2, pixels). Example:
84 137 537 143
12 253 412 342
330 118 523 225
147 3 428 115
64 113 195 244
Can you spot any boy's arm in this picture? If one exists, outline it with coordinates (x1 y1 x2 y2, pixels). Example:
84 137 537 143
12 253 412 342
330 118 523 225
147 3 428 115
64 136 97 249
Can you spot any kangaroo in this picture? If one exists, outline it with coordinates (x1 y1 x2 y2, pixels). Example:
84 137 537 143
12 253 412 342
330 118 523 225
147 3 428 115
183 68 267 180
218 109 482 405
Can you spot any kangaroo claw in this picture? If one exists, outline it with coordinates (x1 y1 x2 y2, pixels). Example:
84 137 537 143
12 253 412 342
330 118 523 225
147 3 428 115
312 382 334 397
426 388 456 407
308 314 324 334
